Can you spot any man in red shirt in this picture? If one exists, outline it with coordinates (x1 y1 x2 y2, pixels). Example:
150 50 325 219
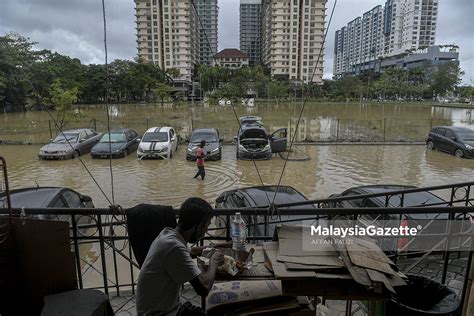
193 140 206 180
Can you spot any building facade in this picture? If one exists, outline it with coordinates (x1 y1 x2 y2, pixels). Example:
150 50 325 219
135 0 200 83
333 0 439 77
213 49 250 68
261 0 327 84
240 0 262 65
196 0 219 66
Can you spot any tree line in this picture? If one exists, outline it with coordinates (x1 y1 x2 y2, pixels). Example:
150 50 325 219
1 32 470 115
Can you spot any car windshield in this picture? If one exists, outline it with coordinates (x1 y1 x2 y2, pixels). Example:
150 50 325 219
457 130 474 141
191 132 217 143
142 132 168 142
100 133 126 143
52 133 78 143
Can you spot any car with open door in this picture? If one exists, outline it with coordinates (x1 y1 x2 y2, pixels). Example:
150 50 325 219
234 117 287 160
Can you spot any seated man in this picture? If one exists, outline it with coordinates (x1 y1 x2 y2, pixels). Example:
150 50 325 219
136 197 224 316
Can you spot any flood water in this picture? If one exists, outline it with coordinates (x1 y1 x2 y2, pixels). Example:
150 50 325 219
1 102 473 290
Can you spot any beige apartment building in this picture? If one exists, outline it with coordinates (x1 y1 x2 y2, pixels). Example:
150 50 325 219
135 0 199 83
261 0 327 84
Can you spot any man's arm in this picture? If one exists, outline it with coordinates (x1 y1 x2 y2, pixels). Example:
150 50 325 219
189 251 224 297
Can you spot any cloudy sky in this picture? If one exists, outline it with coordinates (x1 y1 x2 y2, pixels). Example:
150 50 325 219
0 0 472 83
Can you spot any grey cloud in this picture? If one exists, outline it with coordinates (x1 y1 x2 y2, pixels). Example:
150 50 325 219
0 0 472 82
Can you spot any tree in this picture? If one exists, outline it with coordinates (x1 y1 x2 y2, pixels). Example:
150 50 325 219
153 82 174 106
45 80 80 130
427 62 464 96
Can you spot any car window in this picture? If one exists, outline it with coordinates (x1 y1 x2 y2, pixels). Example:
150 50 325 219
50 197 67 208
79 131 87 141
62 190 82 208
445 130 455 139
436 128 446 136
86 130 96 138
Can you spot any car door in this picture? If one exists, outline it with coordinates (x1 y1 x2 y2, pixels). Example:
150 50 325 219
269 128 288 153
443 129 457 154
77 131 89 153
435 128 451 152
431 127 445 150
128 130 140 152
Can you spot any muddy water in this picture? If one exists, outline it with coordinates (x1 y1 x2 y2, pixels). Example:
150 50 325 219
1 143 472 208
1 102 473 144
1 102 473 290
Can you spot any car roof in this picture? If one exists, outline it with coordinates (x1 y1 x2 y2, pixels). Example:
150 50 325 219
219 185 314 208
144 126 172 133
109 128 132 133
344 185 446 206
240 123 267 132
0 187 67 208
192 128 217 134
59 129 89 134
433 126 473 132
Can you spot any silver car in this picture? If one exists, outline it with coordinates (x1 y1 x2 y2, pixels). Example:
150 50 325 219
38 129 101 160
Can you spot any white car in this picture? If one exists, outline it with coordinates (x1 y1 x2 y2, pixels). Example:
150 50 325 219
137 127 178 159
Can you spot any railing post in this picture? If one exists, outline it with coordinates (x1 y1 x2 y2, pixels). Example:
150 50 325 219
71 215 83 289
383 118 386 143
336 119 340 142
97 215 109 296
111 231 120 296
48 120 53 140
93 118 97 132
128 234 136 295
146 118 149 130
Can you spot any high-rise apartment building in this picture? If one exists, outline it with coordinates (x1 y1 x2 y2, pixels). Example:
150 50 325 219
261 0 327 84
240 0 262 65
135 0 200 83
196 0 219 66
333 0 438 77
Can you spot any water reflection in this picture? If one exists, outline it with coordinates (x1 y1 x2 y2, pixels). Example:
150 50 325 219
2 102 473 144
1 144 472 208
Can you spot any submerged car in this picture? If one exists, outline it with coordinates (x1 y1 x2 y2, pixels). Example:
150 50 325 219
137 126 178 159
215 185 320 237
0 187 94 222
38 129 101 159
186 128 222 161
324 185 472 253
91 128 140 158
426 126 474 158
235 120 287 160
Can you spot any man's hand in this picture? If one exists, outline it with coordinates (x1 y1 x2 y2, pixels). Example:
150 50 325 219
190 246 205 258
210 251 224 267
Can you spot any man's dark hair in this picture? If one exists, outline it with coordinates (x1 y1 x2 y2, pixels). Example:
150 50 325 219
178 197 213 230
200 140 206 147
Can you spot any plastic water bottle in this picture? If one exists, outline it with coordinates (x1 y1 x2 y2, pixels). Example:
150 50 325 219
231 212 247 251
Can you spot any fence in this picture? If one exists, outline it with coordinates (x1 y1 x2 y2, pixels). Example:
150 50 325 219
1 181 473 314
1 115 472 145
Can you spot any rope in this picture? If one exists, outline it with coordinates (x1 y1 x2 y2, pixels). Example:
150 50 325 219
271 0 338 205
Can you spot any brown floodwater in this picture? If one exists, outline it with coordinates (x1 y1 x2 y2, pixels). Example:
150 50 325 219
1 102 473 290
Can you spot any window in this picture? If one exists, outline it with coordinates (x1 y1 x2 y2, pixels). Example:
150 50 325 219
445 130 455 139
62 190 82 208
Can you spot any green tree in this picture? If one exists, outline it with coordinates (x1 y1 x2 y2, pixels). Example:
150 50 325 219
153 82 174 105
427 62 464 96
45 80 80 130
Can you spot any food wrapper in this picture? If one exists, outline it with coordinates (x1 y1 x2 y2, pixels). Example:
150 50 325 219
198 248 254 276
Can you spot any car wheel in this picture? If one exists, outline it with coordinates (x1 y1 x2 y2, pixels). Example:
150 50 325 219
426 141 434 150
73 150 80 159
455 148 464 158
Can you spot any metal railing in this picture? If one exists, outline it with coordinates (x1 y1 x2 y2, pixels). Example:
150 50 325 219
1 181 473 312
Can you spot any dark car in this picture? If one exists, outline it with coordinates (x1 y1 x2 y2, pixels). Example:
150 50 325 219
91 128 141 158
235 117 287 160
186 128 222 161
38 129 101 160
324 185 472 253
0 187 94 222
215 185 320 237
426 126 474 158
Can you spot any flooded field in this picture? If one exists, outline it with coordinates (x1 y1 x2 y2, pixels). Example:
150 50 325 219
1 102 473 144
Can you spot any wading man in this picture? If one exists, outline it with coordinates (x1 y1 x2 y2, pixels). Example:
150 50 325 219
136 197 224 316
193 140 206 180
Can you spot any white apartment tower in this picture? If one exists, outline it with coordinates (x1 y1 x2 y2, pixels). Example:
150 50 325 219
196 0 219 66
240 0 262 65
261 0 327 84
384 0 438 55
135 0 199 82
333 0 438 76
